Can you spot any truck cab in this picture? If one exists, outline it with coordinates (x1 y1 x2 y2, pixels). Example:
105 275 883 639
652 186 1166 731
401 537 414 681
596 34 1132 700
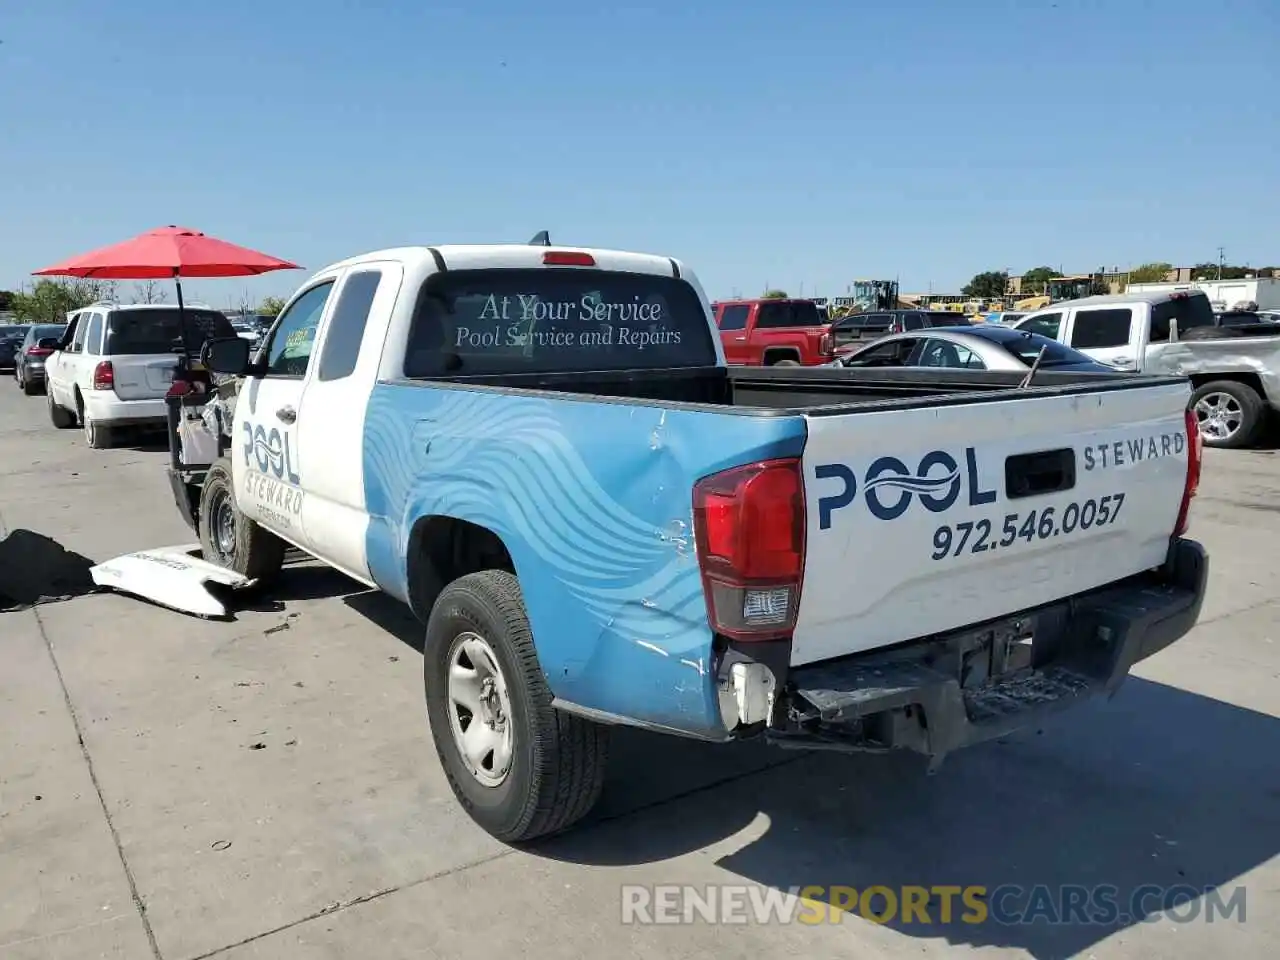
711 297 834 366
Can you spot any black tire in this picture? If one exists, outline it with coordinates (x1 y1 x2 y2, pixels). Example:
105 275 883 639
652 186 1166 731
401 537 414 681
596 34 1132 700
47 391 75 429
769 357 801 367
197 457 286 584
1190 380 1265 449
21 371 38 396
424 570 609 843
80 403 113 449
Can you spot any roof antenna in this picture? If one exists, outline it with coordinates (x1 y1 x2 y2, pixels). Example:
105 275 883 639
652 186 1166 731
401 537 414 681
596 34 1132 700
529 230 550 246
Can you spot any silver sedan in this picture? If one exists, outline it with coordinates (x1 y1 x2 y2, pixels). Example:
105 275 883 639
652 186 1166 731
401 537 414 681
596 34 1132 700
827 325 1118 373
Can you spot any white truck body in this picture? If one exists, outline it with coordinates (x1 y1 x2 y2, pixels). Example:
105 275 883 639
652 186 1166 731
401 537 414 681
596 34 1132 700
1013 289 1280 447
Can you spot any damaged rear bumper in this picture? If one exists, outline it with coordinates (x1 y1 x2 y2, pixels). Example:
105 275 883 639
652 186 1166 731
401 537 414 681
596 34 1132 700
761 537 1208 765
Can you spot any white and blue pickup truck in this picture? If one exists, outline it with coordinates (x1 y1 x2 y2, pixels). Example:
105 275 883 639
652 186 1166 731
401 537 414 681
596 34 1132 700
164 238 1208 842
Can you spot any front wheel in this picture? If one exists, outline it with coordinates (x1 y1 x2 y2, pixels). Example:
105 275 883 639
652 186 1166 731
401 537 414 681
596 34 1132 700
424 570 609 843
197 457 285 584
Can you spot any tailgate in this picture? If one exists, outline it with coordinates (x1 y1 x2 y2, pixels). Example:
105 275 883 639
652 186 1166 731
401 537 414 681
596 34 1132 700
112 355 177 400
794 380 1193 666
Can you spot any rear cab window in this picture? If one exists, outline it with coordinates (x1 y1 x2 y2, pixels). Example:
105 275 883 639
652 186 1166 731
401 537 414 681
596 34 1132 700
403 268 718 376
104 307 236 356
1150 294 1215 340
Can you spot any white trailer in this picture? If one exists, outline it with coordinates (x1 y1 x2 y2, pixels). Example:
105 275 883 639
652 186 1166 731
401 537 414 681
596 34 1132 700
1127 277 1280 311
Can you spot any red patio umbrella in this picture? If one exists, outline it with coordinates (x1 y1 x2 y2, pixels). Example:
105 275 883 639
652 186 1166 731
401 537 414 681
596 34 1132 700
33 225 301 329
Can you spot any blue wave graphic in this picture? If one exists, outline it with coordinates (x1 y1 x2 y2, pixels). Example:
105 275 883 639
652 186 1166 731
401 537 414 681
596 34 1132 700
363 388 701 640
360 383 807 734
863 469 960 495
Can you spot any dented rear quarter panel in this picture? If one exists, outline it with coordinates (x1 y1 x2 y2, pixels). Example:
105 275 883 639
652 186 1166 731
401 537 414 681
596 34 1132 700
361 381 807 737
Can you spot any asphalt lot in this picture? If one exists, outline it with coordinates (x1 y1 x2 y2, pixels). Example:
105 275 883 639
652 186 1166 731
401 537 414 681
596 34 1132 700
1 382 1277 960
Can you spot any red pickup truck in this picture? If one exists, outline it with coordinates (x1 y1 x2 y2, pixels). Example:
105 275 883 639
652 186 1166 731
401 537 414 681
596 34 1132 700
711 298 835 366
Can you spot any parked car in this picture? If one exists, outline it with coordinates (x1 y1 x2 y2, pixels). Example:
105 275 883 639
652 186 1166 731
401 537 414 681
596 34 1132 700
0 325 30 372
828 325 1119 374
12 323 67 394
1010 290 1280 448
711 297 834 366
146 239 1205 843
45 303 237 448
980 311 1026 326
830 309 974 348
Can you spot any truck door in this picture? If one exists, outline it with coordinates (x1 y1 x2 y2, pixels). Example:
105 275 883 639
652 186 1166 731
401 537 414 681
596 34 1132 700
295 263 402 582
1063 305 1138 369
718 303 752 364
234 279 335 544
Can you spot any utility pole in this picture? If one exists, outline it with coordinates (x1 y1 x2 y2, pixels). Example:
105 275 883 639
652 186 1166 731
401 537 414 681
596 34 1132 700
1218 247 1225 280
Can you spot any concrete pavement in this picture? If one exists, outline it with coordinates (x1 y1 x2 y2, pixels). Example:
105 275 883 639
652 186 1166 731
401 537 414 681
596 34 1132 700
1 383 1277 960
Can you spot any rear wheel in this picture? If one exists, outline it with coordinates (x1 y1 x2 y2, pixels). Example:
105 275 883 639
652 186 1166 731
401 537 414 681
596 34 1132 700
80 403 113 449
197 457 285 584
20 368 38 396
1191 380 1264 449
47 390 75 429
769 357 801 367
424 570 609 843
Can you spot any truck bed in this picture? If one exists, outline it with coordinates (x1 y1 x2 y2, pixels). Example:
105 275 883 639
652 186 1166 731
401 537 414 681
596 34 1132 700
404 363 1161 412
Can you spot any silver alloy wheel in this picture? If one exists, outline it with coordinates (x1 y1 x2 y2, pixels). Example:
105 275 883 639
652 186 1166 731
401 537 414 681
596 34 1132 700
82 408 94 444
1194 391 1243 442
446 631 514 788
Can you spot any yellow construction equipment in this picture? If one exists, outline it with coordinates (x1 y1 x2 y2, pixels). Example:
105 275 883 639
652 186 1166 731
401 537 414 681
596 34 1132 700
1014 274 1106 311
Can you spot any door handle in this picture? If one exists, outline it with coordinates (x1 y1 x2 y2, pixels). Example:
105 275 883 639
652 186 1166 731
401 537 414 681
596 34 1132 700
733 336 747 341
276 405 297 424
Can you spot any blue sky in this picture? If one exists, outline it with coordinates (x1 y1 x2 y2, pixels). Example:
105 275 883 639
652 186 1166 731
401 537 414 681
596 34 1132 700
1 0 1276 307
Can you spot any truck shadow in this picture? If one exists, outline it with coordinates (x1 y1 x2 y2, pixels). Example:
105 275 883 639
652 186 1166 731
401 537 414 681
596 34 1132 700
536 678 1280 959
0 528 97 611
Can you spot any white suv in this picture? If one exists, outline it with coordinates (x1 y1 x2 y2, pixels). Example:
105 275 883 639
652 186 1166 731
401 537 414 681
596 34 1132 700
45 302 236 448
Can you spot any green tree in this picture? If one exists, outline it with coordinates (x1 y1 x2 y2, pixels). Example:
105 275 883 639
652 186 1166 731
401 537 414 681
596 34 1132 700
961 271 1008 299
1190 263 1256 281
760 289 789 299
9 278 115 323
1128 262 1173 284
258 296 287 317
1020 266 1056 296
0 290 14 313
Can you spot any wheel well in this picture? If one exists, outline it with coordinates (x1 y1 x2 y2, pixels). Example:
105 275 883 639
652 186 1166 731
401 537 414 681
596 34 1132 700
405 516 515 623
1189 372 1264 396
763 348 801 364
